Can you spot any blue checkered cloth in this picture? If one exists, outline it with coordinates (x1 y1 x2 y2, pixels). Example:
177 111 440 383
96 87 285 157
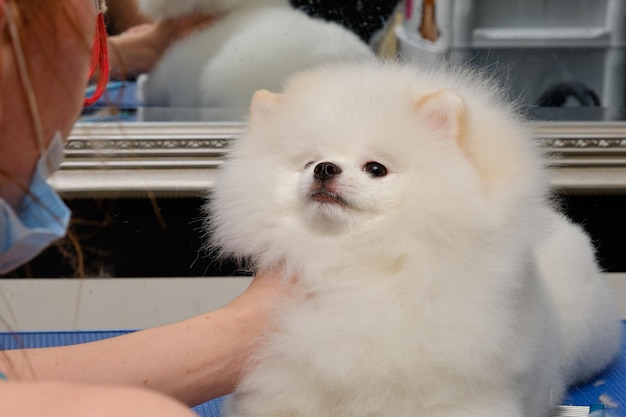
1 325 624 417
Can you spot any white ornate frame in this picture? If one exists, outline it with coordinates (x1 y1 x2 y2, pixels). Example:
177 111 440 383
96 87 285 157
52 121 626 198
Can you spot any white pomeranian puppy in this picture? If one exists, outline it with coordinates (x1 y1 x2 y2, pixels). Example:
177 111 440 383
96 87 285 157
206 60 622 417
137 0 374 109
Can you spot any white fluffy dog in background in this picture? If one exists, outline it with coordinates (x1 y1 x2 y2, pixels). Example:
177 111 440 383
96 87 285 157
138 0 374 109
206 60 622 417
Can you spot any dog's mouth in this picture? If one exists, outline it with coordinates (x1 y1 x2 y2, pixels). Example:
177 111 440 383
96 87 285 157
309 190 348 207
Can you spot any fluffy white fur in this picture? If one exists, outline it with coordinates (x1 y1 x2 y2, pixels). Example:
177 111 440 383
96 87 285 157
137 0 374 109
206 60 622 417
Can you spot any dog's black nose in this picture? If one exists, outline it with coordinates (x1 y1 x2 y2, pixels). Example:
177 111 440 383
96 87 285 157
314 162 342 182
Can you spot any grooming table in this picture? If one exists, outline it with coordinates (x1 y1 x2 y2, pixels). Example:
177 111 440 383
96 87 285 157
1 326 624 417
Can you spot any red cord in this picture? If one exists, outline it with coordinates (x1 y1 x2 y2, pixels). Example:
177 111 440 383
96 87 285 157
405 0 413 20
84 14 110 107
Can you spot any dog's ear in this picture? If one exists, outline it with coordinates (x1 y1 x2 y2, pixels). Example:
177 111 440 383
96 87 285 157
415 89 467 143
249 89 282 125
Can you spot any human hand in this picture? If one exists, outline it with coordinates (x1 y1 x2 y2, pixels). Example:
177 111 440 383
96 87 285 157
227 268 294 329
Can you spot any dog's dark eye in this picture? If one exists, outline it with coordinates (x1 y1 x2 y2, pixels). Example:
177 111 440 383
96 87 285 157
363 161 388 178
304 161 315 169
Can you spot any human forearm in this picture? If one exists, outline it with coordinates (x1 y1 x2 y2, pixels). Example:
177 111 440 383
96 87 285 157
0 273 282 405
0 381 198 417
107 15 215 80
1 305 258 405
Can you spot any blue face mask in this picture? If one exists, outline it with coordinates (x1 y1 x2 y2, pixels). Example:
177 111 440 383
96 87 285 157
0 132 71 275
1 3 72 275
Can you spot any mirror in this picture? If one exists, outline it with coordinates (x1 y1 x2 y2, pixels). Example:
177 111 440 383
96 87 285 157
82 0 626 123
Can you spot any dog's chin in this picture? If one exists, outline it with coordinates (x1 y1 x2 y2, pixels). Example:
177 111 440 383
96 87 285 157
303 191 355 235
309 190 349 207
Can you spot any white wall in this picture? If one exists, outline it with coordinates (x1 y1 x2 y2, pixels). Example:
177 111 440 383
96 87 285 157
0 274 624 331
0 277 252 331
